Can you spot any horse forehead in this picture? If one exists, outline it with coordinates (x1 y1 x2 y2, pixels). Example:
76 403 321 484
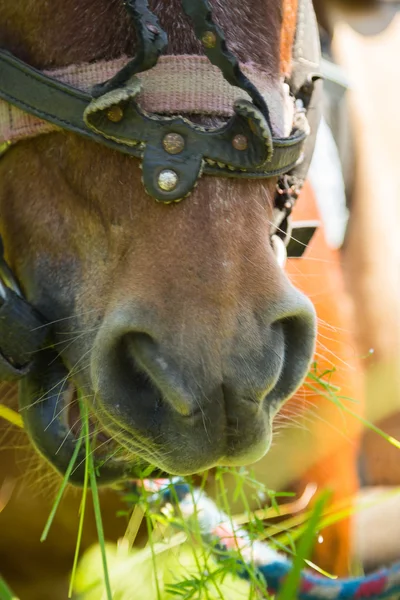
0 0 287 68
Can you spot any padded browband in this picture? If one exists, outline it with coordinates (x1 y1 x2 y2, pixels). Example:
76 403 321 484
0 0 320 203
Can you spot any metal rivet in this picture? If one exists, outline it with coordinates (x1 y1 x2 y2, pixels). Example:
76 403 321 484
202 31 217 48
163 133 185 155
107 105 124 123
232 134 248 151
158 169 179 192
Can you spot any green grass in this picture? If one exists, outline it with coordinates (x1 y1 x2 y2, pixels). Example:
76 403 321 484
277 491 330 600
40 435 83 543
307 364 400 449
68 400 91 598
88 446 113 600
39 398 113 600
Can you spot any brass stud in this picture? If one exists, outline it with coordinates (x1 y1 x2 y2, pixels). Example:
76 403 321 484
107 105 124 123
162 133 185 155
202 31 217 48
158 169 179 192
232 134 248 151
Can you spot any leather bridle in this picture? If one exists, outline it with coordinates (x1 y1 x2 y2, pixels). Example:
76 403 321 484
0 0 322 481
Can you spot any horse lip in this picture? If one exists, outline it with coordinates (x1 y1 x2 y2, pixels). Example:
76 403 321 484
17 349 158 486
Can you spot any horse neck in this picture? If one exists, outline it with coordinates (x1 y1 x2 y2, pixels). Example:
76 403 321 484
0 0 283 74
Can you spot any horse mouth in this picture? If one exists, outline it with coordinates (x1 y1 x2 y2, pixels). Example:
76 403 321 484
18 315 307 482
18 348 273 484
18 350 162 486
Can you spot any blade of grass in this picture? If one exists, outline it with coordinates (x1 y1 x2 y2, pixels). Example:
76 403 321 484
145 511 163 600
88 439 113 600
338 403 400 449
0 405 23 429
304 560 338 579
214 469 265 597
277 491 330 600
0 575 18 600
41 435 83 542
123 503 145 549
233 483 317 526
306 373 400 448
68 406 90 598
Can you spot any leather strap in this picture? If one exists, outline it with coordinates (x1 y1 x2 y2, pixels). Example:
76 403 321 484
92 0 168 97
0 237 50 380
0 51 309 202
271 0 322 246
288 0 322 184
0 286 49 380
181 0 273 130
0 0 320 203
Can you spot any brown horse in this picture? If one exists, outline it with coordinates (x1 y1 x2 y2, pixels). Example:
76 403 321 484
0 0 316 478
0 0 321 597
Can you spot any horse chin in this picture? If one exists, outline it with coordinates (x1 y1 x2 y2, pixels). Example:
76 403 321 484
18 350 163 486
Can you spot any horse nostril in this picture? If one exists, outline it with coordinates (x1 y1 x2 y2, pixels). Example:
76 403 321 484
121 332 198 417
91 320 228 474
95 329 199 422
116 333 157 392
266 301 317 411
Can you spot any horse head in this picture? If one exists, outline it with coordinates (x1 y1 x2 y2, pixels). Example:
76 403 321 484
0 0 318 481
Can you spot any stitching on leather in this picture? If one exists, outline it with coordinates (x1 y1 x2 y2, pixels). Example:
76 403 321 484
1 91 81 130
2 86 303 175
8 103 12 133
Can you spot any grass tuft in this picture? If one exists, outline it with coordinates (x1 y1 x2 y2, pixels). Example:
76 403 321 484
277 491 330 600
